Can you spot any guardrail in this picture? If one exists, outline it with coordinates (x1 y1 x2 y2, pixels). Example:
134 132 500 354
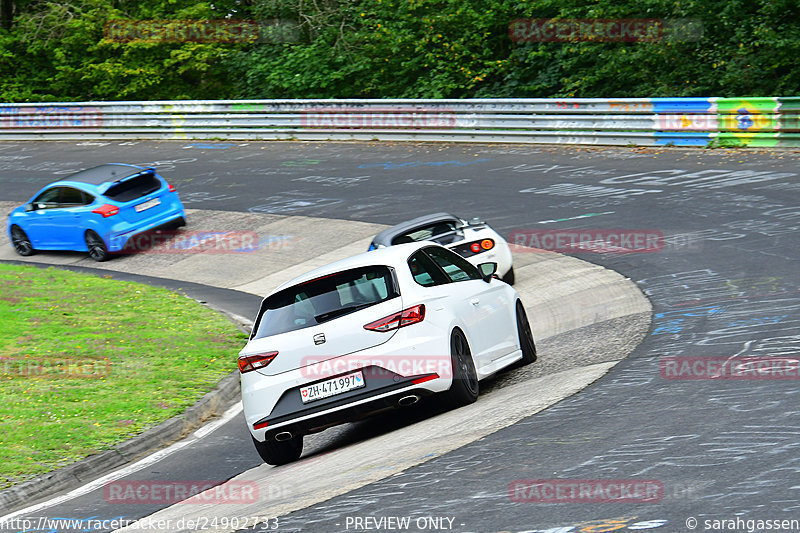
1 97 799 147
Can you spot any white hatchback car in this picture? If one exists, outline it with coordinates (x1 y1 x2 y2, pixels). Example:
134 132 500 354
368 213 516 284
239 242 536 465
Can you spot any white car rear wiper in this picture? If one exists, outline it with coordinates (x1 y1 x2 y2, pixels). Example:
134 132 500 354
314 302 375 323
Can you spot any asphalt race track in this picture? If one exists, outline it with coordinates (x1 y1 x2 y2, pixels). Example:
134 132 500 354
2 141 800 532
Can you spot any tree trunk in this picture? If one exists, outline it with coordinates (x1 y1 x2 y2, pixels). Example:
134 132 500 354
0 0 13 30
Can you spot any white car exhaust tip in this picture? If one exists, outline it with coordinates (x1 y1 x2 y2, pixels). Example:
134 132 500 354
398 395 420 407
274 431 294 442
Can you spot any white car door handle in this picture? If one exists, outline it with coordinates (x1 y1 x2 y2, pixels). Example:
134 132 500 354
470 298 480 306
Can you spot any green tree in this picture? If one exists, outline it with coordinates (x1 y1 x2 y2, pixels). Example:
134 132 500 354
229 0 516 98
0 0 249 101
2 0 799 101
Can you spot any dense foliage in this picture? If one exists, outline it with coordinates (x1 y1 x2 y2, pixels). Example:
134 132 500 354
1 0 798 101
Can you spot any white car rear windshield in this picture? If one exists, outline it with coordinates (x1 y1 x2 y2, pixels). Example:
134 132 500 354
251 266 399 340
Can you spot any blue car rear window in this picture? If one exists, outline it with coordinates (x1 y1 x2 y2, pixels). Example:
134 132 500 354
104 174 162 202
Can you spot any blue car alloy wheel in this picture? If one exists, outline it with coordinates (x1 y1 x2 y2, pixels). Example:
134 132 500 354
9 225 35 256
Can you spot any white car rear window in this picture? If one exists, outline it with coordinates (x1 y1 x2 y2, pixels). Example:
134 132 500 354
251 266 399 339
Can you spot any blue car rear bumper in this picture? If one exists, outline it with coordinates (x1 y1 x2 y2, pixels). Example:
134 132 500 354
106 205 186 252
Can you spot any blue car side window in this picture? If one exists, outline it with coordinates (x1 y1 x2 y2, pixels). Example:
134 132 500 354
58 187 86 207
32 187 61 209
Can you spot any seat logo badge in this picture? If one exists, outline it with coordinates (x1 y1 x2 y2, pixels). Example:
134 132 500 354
313 333 326 345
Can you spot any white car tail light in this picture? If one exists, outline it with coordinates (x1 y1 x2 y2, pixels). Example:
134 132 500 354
238 351 278 373
363 304 425 332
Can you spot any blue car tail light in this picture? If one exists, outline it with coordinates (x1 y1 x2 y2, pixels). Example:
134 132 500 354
91 204 119 218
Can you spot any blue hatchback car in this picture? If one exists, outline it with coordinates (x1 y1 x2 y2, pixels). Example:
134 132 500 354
7 163 186 261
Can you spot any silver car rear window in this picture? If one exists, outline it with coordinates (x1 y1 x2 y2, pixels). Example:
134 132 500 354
390 221 457 245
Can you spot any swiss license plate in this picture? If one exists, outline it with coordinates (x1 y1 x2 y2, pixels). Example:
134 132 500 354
135 198 161 212
300 371 365 404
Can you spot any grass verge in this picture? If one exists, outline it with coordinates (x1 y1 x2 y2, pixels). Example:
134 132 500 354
0 264 248 489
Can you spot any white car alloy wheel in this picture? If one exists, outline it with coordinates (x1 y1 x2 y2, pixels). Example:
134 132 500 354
441 328 479 407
